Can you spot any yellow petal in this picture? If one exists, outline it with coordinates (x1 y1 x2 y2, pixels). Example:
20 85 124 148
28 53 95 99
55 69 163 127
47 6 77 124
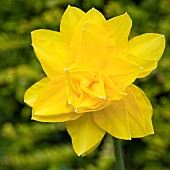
66 112 105 156
32 112 83 122
81 140 102 156
74 7 106 32
24 77 49 107
75 29 107 70
126 54 158 78
60 6 85 41
82 22 106 39
128 33 165 77
104 57 142 90
123 84 154 137
93 100 131 140
31 29 63 43
101 71 126 100
32 40 73 79
107 13 132 50
64 66 110 113
70 8 107 54
33 75 73 116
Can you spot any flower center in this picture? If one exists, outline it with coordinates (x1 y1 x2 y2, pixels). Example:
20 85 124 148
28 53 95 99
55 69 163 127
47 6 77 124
64 65 126 113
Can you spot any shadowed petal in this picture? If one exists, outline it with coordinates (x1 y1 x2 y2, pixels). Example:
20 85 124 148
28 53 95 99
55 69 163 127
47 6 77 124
24 77 50 107
33 76 73 116
123 84 154 137
128 33 165 78
93 100 131 140
32 112 83 122
66 112 105 156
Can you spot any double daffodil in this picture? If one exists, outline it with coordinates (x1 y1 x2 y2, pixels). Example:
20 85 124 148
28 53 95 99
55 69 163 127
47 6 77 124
24 6 165 156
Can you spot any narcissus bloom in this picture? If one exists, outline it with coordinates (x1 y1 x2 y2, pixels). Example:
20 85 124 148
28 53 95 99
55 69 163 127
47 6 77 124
24 6 165 156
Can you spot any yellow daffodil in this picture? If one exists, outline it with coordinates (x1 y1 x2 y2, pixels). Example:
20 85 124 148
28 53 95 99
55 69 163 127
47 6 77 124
24 6 165 156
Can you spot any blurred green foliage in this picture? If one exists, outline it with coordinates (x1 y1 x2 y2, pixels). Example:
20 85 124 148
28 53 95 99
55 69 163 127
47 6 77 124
0 0 170 169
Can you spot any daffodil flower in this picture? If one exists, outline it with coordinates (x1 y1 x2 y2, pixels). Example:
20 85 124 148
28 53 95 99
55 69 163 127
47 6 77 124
24 6 165 156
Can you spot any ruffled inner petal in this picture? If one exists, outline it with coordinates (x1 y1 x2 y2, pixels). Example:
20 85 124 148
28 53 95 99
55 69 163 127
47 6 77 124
64 66 110 113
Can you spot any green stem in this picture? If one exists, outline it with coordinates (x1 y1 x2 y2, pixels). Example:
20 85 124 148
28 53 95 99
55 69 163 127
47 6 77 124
114 138 125 170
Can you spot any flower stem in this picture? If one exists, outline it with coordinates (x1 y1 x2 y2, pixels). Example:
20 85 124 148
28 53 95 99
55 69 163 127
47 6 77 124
114 138 125 170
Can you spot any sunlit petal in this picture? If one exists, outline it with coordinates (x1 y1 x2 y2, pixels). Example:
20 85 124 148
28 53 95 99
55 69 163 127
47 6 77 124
128 33 165 77
105 57 142 90
60 6 85 41
32 40 73 79
31 29 63 43
74 7 106 33
75 29 107 70
107 13 132 50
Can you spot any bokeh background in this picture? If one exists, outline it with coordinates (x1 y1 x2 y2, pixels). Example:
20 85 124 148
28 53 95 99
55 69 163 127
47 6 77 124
0 0 170 169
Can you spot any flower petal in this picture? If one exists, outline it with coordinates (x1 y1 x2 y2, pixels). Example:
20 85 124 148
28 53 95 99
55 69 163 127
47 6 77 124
128 33 165 77
75 29 107 70
81 140 102 156
70 8 107 55
107 13 132 50
60 6 85 41
32 40 72 79
93 101 131 140
32 112 83 122
66 112 105 156
24 77 50 107
104 57 142 90
123 84 154 137
31 29 63 43
74 7 106 32
101 71 126 100
33 76 73 116
126 54 158 78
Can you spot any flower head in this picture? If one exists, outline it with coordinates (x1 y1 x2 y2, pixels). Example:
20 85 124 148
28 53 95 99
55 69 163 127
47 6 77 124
24 6 165 156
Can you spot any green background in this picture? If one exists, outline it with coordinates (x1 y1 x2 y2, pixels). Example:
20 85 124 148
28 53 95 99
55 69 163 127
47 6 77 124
0 0 170 169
